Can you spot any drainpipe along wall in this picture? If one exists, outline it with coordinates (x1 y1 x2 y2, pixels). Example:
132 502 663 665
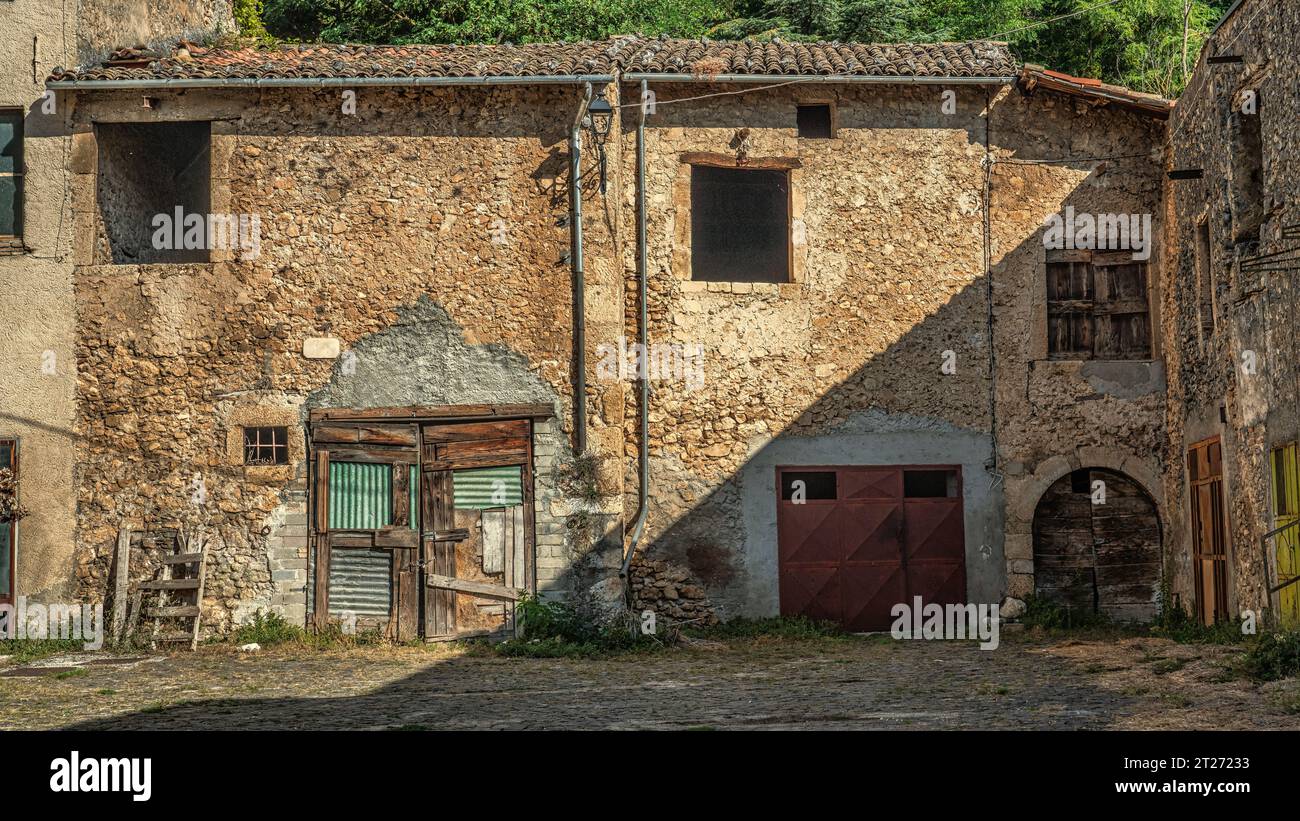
570 83 592 456
621 79 651 587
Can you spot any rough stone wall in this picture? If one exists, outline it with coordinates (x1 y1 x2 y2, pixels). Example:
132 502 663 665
616 81 1167 620
618 83 995 619
0 0 233 604
68 84 626 631
987 88 1168 601
1161 0 1300 620
54 72 1169 632
628 557 718 626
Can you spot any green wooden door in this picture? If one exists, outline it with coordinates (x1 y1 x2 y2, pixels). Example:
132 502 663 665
1272 445 1300 627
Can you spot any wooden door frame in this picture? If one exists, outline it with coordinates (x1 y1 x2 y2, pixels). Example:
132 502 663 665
0 437 17 607
306 404 550 638
1188 435 1232 626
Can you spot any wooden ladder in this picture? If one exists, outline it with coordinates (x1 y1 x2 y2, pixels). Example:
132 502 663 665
137 526 209 651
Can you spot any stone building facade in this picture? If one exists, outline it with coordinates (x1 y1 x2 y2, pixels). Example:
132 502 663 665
621 74 1169 623
1160 0 1300 627
0 0 236 610
8 8 1288 638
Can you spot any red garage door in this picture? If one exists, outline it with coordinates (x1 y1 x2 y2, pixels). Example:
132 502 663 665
777 466 966 631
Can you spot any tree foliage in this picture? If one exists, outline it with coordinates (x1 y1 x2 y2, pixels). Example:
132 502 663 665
256 0 1234 95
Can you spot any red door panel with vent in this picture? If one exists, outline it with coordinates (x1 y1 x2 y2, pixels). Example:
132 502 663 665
777 466 966 631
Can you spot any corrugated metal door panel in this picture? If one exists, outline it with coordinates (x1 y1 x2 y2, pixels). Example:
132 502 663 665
329 461 392 530
453 465 523 509
327 547 393 617
328 462 419 530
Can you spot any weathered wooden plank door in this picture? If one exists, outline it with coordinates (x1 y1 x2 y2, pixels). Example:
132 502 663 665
420 420 533 639
1271 444 1300 627
1032 468 1161 622
421 469 460 637
1189 438 1230 626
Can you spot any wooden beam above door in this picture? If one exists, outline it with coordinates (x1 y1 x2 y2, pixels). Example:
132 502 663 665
309 403 554 424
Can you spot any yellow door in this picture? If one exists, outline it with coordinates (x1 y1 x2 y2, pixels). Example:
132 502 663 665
1272 444 1300 626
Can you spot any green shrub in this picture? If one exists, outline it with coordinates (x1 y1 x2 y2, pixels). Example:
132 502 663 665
233 0 273 42
1149 580 1247 644
494 595 661 658
1242 631 1300 681
231 610 391 649
232 610 305 646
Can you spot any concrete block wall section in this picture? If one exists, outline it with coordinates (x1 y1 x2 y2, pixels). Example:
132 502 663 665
267 509 309 626
532 419 572 597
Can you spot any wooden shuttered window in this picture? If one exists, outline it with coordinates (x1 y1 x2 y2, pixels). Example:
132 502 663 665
1046 250 1151 360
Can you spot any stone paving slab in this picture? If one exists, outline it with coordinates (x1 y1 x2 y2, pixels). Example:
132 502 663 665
0 634 1295 730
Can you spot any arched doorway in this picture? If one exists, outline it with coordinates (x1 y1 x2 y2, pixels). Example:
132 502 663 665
1032 468 1161 622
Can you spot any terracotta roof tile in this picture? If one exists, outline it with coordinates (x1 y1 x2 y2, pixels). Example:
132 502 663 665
1019 64 1172 118
48 37 1017 83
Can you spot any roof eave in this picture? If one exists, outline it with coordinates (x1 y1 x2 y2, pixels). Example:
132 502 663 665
623 72 1016 84
1018 68 1172 119
45 74 616 90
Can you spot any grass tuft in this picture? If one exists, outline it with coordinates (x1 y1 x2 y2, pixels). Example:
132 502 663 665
230 610 389 650
684 616 845 641
0 638 86 664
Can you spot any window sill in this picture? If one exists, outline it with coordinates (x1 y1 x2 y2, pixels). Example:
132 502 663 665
680 281 795 295
1030 359 1166 397
0 238 26 255
242 463 296 483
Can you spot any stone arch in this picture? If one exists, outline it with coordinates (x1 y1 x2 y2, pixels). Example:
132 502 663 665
1010 449 1164 528
1030 466 1163 622
1003 448 1165 609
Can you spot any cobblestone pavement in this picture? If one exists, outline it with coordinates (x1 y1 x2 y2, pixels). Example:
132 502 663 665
1 634 1297 730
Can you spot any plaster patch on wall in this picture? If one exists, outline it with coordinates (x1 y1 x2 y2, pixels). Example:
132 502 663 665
1079 360 1167 398
306 296 562 412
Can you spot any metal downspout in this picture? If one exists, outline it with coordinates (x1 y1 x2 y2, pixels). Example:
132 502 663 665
621 79 650 585
570 83 592 455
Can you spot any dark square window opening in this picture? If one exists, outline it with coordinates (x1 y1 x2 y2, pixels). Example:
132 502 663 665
1070 468 1092 494
904 470 958 498
96 121 211 264
781 471 837 501
690 165 790 283
244 426 289 466
796 104 833 139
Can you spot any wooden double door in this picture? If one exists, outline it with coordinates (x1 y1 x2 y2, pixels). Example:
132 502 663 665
309 408 540 640
1032 468 1161 622
777 465 966 631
